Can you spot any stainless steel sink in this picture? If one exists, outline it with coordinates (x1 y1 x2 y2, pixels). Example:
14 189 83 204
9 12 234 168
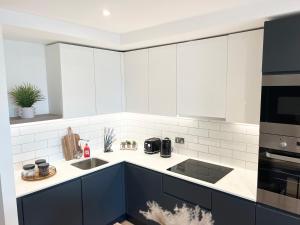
71 158 108 170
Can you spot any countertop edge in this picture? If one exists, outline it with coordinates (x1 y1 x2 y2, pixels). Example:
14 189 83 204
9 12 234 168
15 154 257 202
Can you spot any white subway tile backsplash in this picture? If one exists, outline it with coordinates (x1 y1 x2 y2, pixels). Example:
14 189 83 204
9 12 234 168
178 149 198 158
11 134 35 145
198 152 220 162
160 124 188 134
187 143 209 153
198 137 220 147
35 147 61 158
121 113 259 170
48 138 61 147
183 134 198 144
198 121 220 130
22 141 47 152
233 133 259 145
10 113 260 171
13 151 35 163
35 131 59 141
246 162 258 170
220 140 247 152
177 118 198 128
246 144 259 154
12 145 22 154
10 127 20 136
209 130 233 141
245 125 260 135
48 153 64 163
220 123 246 134
188 128 209 137
220 157 246 168
233 151 258 163
209 146 233 157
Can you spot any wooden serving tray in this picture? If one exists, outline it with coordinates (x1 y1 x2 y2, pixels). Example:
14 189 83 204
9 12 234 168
22 166 57 181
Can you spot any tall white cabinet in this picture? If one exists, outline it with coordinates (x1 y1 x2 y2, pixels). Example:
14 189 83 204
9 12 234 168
46 43 96 118
226 30 263 124
177 36 228 118
124 49 149 114
148 45 177 116
94 49 122 114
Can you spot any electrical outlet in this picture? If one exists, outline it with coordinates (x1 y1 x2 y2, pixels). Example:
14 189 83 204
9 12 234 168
175 137 185 144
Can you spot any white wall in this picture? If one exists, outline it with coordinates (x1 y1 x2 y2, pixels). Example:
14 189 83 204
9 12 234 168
0 178 4 225
4 40 49 117
0 26 18 225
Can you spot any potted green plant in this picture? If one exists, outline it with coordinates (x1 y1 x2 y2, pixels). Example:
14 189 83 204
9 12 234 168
9 83 45 119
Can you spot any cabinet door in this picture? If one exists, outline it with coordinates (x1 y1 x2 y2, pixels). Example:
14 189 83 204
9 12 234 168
226 30 263 124
125 163 162 225
212 191 255 225
94 49 123 114
163 175 211 209
262 14 300 74
256 204 300 225
149 45 177 116
60 44 96 118
22 179 82 225
17 198 23 225
177 36 228 118
124 49 149 113
82 164 125 225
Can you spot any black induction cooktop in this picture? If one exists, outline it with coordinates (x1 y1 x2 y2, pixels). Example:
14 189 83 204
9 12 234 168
167 159 233 184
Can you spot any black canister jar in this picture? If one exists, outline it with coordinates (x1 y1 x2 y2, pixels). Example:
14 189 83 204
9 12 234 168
161 137 172 158
38 163 50 177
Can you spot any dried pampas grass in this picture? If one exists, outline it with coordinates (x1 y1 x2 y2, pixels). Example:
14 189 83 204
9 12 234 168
140 201 214 225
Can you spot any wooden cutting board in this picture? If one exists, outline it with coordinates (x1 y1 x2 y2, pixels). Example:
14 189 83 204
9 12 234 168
62 127 81 161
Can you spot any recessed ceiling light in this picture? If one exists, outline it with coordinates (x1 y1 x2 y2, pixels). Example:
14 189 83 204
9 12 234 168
102 9 111 17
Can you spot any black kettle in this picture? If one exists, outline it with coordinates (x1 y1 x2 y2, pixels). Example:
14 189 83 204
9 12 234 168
160 137 172 158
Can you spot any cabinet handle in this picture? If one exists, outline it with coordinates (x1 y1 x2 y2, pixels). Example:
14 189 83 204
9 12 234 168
266 152 300 164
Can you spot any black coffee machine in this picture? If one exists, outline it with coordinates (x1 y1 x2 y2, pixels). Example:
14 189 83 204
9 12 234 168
160 137 172 158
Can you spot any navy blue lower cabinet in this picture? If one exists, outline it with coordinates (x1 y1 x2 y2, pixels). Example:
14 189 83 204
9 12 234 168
22 179 82 225
17 198 24 225
159 193 196 212
125 163 162 225
162 175 212 210
256 204 300 225
81 163 125 225
211 191 255 225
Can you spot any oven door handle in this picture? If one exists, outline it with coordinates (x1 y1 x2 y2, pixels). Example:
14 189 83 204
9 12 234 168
266 152 300 164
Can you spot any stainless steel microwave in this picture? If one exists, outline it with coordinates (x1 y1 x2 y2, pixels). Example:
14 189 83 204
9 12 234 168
260 75 300 136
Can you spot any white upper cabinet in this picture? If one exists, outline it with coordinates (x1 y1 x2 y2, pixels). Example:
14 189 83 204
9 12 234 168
149 45 177 116
94 49 122 114
124 49 149 114
177 36 228 118
46 44 96 118
226 30 263 124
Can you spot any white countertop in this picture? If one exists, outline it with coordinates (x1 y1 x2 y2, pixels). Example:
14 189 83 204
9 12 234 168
14 150 258 202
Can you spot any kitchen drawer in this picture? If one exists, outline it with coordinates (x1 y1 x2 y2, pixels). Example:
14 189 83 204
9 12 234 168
256 204 300 225
212 191 255 225
162 175 212 209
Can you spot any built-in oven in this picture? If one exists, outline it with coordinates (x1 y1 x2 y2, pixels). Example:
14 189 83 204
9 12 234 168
260 75 300 136
257 133 300 215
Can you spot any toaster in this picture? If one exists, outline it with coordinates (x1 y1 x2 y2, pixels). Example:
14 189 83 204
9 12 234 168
144 138 161 154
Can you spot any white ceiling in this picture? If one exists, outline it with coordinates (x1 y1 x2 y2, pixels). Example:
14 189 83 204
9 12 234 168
0 0 262 33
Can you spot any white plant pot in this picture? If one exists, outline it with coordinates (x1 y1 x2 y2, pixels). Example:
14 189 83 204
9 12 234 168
19 107 35 119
